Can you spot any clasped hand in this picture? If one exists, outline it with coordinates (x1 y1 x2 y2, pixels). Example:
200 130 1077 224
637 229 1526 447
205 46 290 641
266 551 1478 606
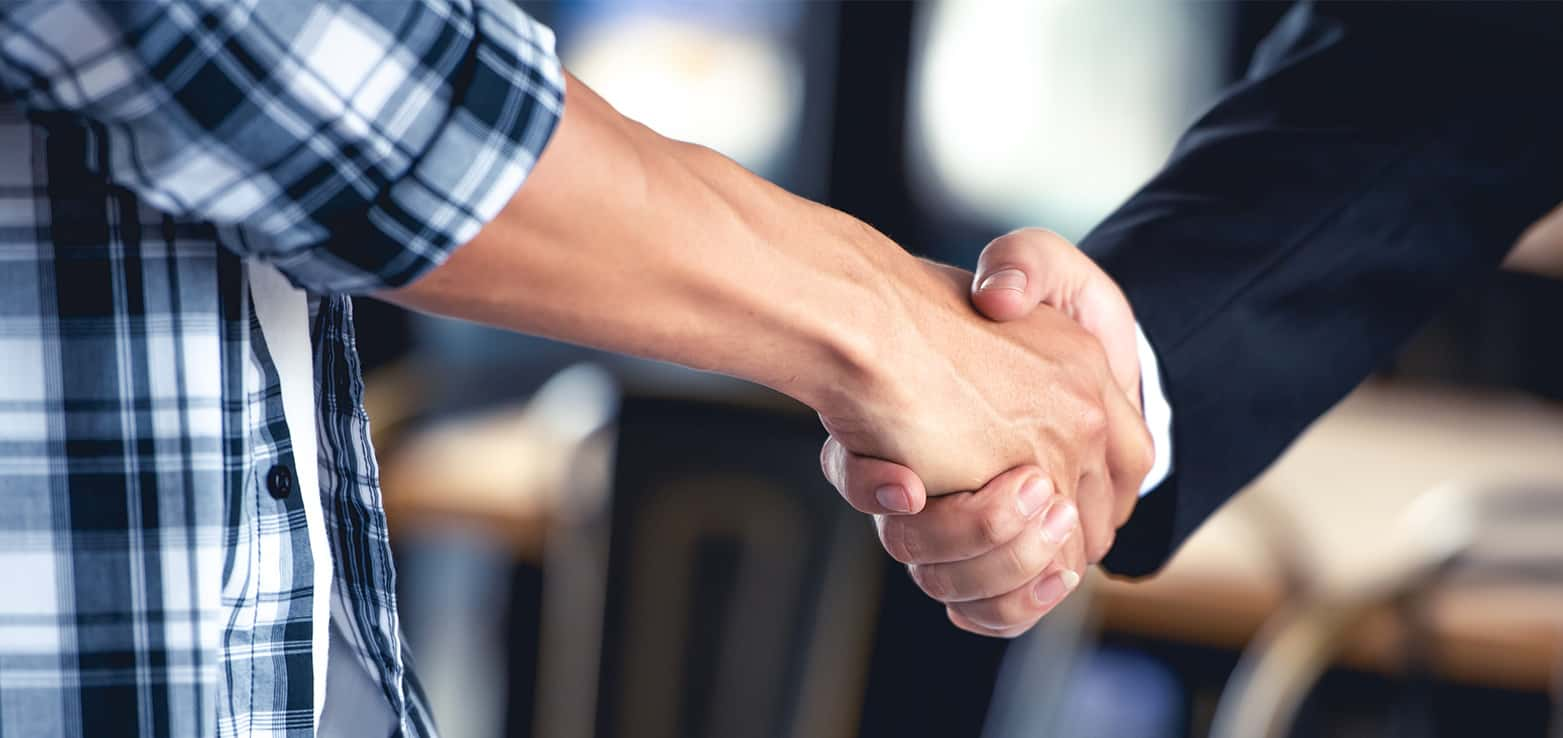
818 230 1152 637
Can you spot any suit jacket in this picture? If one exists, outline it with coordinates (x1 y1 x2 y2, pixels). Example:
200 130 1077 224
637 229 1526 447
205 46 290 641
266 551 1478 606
1086 1 1563 577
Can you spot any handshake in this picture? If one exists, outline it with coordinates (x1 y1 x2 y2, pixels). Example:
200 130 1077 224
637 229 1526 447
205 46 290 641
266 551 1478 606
811 228 1154 638
391 75 1159 638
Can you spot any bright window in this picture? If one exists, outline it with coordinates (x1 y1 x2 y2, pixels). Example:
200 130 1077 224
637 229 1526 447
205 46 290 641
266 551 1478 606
909 0 1230 237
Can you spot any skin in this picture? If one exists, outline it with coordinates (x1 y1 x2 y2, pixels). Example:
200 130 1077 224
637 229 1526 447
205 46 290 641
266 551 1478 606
834 210 1563 636
1502 203 1563 279
823 229 1149 636
380 71 1154 636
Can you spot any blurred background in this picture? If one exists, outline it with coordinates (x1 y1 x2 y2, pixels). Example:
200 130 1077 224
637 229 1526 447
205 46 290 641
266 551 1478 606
353 2 1563 737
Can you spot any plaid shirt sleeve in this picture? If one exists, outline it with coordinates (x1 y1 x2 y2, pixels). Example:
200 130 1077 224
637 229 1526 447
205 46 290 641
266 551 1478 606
0 0 564 293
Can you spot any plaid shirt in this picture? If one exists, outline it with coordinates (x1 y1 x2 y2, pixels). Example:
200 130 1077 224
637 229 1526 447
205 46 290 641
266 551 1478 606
0 1 562 736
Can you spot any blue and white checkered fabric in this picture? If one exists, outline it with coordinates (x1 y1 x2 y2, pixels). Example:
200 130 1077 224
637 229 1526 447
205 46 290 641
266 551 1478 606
0 1 563 735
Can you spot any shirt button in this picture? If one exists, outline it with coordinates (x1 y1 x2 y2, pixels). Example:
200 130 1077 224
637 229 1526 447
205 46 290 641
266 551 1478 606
266 464 294 500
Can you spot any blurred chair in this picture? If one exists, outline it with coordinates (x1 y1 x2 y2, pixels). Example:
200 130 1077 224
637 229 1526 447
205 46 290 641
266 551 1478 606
979 579 1101 738
1208 484 1496 738
534 385 884 738
980 577 1187 738
1095 383 1563 738
1446 482 1563 738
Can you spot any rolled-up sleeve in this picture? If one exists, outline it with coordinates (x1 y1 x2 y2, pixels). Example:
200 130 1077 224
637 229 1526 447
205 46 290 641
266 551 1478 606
0 0 564 293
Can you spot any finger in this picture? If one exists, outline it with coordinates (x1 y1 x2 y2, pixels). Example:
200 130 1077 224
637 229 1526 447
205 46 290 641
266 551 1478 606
947 536 1087 637
1102 383 1154 525
972 229 1142 401
908 497 1078 602
948 562 1083 632
946 606 1037 639
1075 470 1117 565
1074 276 1141 402
1060 529 1088 580
970 228 1079 322
875 466 1052 565
819 436 928 515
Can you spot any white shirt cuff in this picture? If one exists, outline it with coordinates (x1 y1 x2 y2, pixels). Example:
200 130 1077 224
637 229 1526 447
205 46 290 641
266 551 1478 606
1136 323 1174 496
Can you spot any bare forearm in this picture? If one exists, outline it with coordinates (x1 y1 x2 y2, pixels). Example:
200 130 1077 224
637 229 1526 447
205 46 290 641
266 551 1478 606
383 73 1144 503
383 73 917 408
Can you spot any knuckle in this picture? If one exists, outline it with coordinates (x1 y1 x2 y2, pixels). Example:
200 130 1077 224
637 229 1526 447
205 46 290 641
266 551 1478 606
1119 425 1155 484
948 611 994 638
900 522 925 562
878 518 914 564
1005 616 1044 638
1132 436 1155 479
819 441 845 490
985 595 1034 630
888 517 931 564
949 603 993 632
956 594 1032 632
1113 495 1139 529
1085 527 1116 564
1065 328 1106 368
976 504 1016 549
967 619 1026 640
910 563 949 601
1004 535 1042 581
987 615 1041 639
1076 401 1109 441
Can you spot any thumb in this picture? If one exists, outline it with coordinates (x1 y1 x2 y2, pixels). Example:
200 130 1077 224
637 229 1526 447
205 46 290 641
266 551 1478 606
970 228 1076 322
971 228 1140 402
1075 272 1142 407
819 436 929 515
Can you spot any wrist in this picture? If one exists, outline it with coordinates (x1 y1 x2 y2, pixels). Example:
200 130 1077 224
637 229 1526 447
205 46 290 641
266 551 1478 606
799 247 973 460
634 141 919 412
775 208 923 414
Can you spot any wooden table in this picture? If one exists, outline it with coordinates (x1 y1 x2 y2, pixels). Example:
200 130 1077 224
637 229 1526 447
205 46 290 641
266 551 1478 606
1096 381 1563 692
374 362 1563 691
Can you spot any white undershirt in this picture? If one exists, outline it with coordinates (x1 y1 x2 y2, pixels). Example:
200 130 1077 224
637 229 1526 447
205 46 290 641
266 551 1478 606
1134 323 1175 495
250 263 395 737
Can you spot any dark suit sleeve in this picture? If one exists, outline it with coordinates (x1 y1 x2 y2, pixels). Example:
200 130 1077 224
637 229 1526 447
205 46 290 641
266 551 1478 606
1089 1 1563 577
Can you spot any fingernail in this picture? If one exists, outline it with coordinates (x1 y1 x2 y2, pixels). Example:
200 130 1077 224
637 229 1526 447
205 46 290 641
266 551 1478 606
1039 501 1077 544
1016 476 1050 518
977 268 1027 293
1033 573 1068 607
1060 569 1081 591
875 484 912 513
